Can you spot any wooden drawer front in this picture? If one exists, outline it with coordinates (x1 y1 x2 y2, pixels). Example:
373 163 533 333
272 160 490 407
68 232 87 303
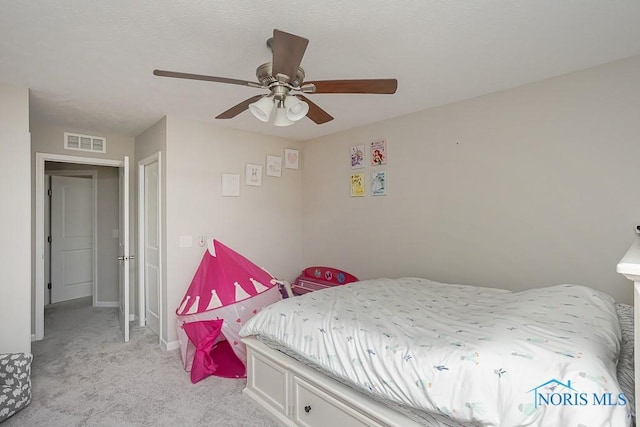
293 376 381 427
249 351 288 415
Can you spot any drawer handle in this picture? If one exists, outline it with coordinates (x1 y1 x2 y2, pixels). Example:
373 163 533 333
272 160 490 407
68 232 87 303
304 405 311 413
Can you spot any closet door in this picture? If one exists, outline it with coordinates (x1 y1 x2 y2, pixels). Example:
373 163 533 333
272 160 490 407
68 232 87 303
51 175 93 303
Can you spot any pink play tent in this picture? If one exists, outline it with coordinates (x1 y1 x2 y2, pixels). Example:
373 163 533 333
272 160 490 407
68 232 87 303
176 239 282 383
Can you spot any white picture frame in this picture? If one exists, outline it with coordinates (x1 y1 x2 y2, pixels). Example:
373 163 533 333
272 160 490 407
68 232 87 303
371 170 387 196
370 139 387 166
245 164 263 187
221 173 241 196
266 155 282 177
350 172 365 197
350 144 365 169
284 148 299 169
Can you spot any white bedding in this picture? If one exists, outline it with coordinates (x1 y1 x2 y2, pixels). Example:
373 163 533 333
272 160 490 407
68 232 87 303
240 277 631 426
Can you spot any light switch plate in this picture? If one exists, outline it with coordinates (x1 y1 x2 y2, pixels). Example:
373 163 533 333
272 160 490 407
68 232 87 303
179 235 193 248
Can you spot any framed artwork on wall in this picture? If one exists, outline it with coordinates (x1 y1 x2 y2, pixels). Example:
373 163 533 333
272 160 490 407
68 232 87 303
221 173 241 196
371 170 387 196
350 173 365 197
284 148 299 169
350 144 365 169
370 139 387 166
266 155 282 177
245 164 263 186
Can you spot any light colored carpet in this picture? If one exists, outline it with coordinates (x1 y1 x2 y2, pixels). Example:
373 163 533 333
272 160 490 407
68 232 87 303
4 297 282 426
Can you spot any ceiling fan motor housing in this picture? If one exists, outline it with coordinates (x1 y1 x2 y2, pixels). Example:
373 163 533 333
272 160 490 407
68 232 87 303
256 62 306 96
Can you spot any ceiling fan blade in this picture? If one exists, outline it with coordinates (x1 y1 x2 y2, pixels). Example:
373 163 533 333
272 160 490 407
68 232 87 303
154 69 262 88
303 79 398 94
271 29 309 83
215 95 264 119
296 95 333 124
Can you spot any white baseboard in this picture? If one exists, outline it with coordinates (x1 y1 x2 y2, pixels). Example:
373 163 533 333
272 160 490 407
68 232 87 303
163 339 180 351
94 301 119 308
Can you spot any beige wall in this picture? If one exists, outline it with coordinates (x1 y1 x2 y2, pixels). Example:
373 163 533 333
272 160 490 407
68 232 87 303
164 116 302 344
30 120 136 333
302 55 640 304
0 83 31 353
9 54 639 351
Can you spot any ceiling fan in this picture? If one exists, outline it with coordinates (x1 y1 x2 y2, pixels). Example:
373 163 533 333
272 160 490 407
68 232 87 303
153 29 398 127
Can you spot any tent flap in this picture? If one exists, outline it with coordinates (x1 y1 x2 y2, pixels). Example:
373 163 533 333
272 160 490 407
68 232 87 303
182 319 224 383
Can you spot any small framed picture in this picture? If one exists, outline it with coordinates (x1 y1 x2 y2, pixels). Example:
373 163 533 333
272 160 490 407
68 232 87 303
370 139 387 166
350 173 365 197
245 164 263 186
284 148 299 169
221 173 240 196
371 170 387 196
350 144 365 169
266 155 282 177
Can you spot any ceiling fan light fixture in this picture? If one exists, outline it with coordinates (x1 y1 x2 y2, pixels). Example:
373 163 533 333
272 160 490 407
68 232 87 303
248 96 275 122
284 96 309 122
273 105 294 127
154 30 396 126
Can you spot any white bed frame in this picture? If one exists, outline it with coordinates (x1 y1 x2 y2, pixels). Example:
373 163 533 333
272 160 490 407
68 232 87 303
243 243 640 427
243 336 425 427
616 237 640 422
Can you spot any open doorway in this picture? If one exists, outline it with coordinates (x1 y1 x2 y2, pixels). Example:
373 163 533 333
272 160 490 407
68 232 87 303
35 153 132 342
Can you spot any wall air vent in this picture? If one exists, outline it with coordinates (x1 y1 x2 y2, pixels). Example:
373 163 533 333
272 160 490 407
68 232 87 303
64 132 106 153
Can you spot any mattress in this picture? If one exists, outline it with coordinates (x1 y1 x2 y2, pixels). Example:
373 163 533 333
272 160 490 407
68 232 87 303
240 277 632 426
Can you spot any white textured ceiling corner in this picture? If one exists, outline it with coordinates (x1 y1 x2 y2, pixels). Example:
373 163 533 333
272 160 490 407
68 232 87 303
1 0 640 141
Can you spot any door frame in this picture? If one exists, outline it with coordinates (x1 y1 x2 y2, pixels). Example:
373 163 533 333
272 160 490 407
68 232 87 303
46 170 98 306
35 152 124 341
137 152 162 343
118 156 131 342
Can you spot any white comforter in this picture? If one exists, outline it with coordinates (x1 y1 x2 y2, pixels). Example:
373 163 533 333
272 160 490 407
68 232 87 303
240 278 631 426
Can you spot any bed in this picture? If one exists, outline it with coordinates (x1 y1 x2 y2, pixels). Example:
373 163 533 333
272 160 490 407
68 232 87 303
240 277 634 426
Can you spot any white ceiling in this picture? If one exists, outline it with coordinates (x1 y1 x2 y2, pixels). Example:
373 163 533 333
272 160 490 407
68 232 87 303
2 1 640 142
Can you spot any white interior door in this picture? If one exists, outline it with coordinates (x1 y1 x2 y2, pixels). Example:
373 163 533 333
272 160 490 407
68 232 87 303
144 160 160 337
119 156 130 342
51 175 93 303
